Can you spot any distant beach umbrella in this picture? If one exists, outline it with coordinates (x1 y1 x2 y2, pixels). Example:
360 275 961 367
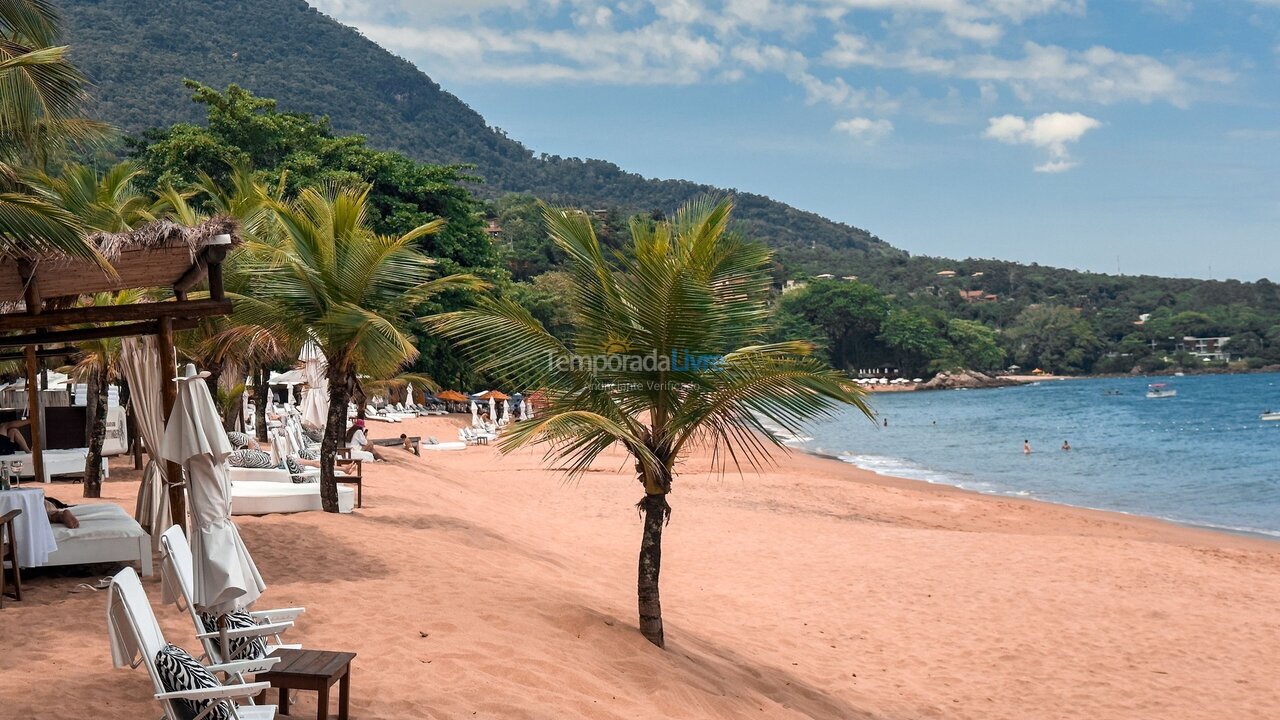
299 340 329 429
471 399 479 426
489 396 497 422
160 364 264 615
405 383 415 408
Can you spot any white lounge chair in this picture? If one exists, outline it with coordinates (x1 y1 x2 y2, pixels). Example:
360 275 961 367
160 527 301 674
107 566 277 720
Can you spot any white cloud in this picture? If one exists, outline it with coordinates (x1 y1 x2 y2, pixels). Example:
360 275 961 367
984 111 1100 171
834 116 895 141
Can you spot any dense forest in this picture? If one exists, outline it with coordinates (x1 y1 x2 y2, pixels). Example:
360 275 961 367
58 0 898 271
56 0 1280 379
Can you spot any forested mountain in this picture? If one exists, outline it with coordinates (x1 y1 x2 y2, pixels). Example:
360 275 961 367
58 0 898 269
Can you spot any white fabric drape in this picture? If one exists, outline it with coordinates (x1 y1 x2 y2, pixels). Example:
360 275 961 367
160 368 264 615
488 397 497 422
299 340 329 429
119 336 172 546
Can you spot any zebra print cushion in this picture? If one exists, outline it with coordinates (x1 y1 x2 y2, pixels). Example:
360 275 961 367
153 643 232 720
285 456 315 483
227 449 273 468
299 447 320 461
302 426 324 443
198 611 268 662
225 431 250 449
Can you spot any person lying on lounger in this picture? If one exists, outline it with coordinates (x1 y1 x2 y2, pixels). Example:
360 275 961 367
0 418 31 454
43 496 79 529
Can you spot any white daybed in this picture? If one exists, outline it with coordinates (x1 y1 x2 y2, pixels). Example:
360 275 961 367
44 503 153 576
229 467 355 515
8 448 108 483
420 440 466 451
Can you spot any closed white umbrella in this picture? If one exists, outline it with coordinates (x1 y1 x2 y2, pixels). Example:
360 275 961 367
119 336 172 548
405 384 415 409
299 340 328 429
470 399 479 426
488 396 496 422
521 400 531 421
160 363 264 615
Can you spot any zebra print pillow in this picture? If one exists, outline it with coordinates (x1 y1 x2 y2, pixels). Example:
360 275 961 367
285 456 315 483
199 611 268 661
227 449 273 468
154 643 232 720
299 447 320 461
226 431 251 449
302 426 324 443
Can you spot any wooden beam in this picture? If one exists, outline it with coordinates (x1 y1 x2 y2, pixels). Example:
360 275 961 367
157 316 186 534
0 317 201 348
0 347 73 363
0 298 231 333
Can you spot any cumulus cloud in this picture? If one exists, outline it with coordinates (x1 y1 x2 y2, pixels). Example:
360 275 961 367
984 111 1100 171
834 117 895 141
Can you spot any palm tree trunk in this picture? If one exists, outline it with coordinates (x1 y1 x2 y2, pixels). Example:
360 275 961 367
637 492 671 648
318 363 351 513
82 368 108 498
253 365 270 444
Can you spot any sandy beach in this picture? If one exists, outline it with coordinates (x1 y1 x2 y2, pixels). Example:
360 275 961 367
2 413 1278 719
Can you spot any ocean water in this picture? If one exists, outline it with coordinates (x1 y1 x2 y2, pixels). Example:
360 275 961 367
795 373 1280 538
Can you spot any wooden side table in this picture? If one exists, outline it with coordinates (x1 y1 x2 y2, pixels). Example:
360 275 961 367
257 648 356 719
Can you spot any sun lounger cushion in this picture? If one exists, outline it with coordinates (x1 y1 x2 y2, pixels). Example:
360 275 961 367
199 611 267 661
154 643 232 720
226 432 251 449
55 503 144 543
299 448 319 460
227 449 274 468
284 456 314 483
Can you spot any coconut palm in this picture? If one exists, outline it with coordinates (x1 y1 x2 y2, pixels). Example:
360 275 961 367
429 197 870 647
236 184 481 511
63 288 149 497
1 0 111 260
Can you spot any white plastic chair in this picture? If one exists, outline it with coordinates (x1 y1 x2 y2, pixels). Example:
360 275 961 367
160 527 303 672
107 566 277 720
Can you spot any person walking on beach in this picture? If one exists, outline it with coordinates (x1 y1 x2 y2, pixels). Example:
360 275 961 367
1062 440 1071 451
1023 439 1031 454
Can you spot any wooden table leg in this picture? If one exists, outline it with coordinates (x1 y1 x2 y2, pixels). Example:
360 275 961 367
317 684 329 720
279 687 290 715
339 667 351 720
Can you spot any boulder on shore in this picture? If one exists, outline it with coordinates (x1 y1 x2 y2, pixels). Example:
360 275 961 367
920 370 1013 390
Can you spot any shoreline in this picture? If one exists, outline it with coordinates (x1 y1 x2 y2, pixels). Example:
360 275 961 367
798 444 1280 549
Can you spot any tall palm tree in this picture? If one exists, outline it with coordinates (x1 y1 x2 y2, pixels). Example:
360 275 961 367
430 197 870 648
237 184 481 511
1 0 110 260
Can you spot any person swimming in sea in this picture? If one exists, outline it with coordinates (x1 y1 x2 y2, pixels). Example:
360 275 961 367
1023 439 1031 454
1062 440 1071 451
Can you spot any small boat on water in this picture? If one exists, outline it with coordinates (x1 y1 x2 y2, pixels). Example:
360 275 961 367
1262 410 1280 421
1146 383 1177 399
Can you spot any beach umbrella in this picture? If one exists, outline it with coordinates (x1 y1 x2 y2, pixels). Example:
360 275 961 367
119 336 171 549
405 383 415 408
488 396 497 422
470 399 479 426
299 340 329 429
160 363 264 615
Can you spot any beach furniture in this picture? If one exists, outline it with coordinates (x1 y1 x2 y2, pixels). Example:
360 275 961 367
231 481 356 515
107 566 278 720
43 502 153 576
161 526 301 675
1 508 21 606
255 648 356 720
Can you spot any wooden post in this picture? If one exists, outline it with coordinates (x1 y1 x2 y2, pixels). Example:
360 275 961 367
24 346 44 484
156 316 186 533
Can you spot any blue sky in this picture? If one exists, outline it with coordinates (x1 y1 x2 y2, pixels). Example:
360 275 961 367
308 1 1280 280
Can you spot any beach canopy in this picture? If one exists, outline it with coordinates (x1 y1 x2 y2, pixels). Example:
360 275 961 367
436 390 469 403
475 389 510 401
119 336 171 548
160 363 264 614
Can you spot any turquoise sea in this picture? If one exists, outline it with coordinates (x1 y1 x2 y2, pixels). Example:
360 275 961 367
796 372 1280 538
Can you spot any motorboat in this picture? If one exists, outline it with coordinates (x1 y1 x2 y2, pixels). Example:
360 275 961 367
1261 410 1280 422
1146 383 1177 399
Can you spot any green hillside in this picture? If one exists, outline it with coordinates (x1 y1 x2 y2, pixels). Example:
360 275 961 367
58 0 898 268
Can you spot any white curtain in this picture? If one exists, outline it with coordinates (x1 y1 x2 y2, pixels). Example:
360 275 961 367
119 336 172 547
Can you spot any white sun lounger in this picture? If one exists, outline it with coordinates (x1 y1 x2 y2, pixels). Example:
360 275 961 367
44 503 153 576
230 481 355 515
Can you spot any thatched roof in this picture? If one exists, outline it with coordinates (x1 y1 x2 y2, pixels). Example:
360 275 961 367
0 216 241 304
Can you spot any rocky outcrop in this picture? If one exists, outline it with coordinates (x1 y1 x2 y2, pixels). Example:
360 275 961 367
919 370 1015 390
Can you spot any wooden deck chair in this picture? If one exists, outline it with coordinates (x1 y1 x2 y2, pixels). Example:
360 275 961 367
107 566 277 720
160 527 302 674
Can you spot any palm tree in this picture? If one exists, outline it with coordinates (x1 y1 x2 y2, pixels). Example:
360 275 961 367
64 289 149 497
236 184 481 511
1 0 111 260
429 197 870 648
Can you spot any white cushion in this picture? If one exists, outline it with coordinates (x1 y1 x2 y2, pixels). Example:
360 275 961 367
231 480 355 515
